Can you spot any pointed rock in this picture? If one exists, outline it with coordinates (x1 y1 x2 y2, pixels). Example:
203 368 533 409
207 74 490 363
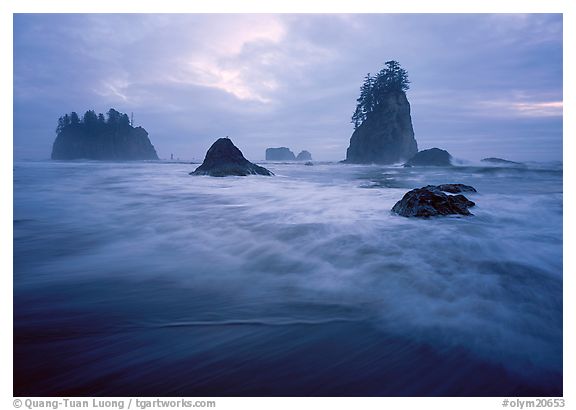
191 138 273 177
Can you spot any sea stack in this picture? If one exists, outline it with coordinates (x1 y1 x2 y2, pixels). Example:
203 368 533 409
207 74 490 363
191 138 273 177
51 109 159 160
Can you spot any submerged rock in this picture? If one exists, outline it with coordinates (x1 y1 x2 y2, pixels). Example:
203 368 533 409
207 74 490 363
191 138 273 177
404 148 452 167
345 91 418 164
296 150 313 161
481 157 522 165
266 147 296 161
392 185 475 217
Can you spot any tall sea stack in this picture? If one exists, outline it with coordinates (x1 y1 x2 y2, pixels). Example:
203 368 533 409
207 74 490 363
344 61 418 164
345 90 417 164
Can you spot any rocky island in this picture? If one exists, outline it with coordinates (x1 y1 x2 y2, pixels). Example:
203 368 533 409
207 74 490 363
344 61 418 164
51 109 159 160
191 137 273 177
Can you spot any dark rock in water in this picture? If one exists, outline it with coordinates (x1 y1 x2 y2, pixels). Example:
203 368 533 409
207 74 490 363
392 185 475 217
266 147 296 161
404 148 452 167
296 150 313 161
51 109 158 160
345 91 418 164
191 138 273 177
435 184 477 194
481 157 522 165
304 161 314 166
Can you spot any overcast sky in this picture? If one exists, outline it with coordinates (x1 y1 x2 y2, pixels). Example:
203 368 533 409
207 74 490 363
13 13 562 162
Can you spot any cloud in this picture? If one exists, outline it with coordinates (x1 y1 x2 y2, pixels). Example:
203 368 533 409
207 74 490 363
13 14 562 161
478 100 563 118
167 15 287 102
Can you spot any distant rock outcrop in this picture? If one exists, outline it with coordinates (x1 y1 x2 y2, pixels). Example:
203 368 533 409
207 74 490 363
392 185 476 217
191 138 273 177
404 148 452 167
266 147 296 161
481 157 522 165
296 150 313 161
345 91 418 164
51 109 159 160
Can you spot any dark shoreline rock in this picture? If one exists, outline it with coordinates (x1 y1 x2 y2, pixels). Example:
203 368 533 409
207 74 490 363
191 138 273 177
392 185 476 217
404 148 452 167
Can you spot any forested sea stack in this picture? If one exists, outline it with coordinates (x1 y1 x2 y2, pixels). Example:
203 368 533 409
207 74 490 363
344 61 418 164
51 109 159 160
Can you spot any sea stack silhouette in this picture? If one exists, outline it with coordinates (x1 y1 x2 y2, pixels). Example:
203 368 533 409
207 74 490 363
191 137 273 177
51 109 158 160
344 61 418 164
265 147 296 161
296 150 313 161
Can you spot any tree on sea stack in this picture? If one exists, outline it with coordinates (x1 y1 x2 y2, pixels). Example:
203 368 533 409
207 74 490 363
351 61 410 129
345 60 417 164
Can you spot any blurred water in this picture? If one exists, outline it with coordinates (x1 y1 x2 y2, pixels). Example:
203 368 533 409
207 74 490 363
13 160 563 396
